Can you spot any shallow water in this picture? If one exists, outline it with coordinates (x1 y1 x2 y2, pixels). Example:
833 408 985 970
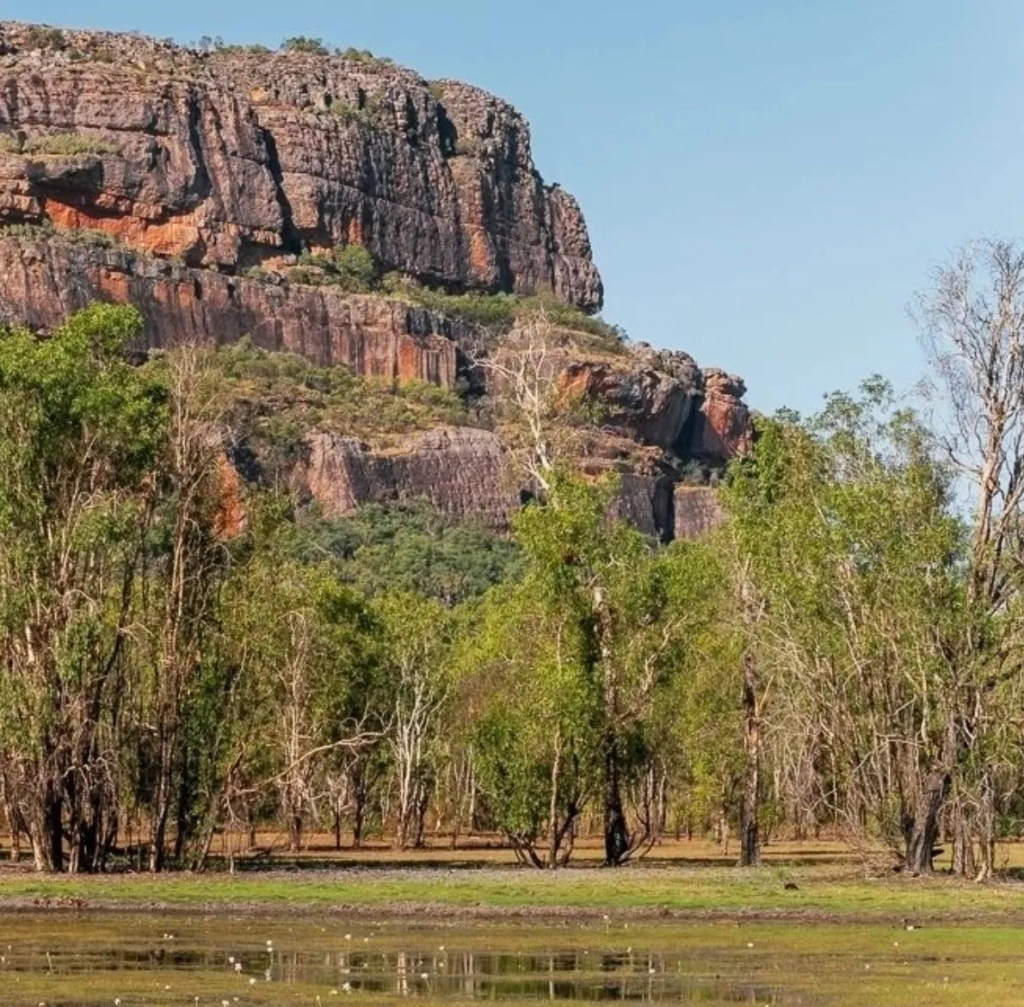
0 912 1021 1006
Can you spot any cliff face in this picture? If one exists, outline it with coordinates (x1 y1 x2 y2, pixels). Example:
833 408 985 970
0 23 753 542
0 23 602 310
0 235 462 383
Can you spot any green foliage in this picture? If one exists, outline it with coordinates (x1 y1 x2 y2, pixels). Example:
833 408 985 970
338 46 395 66
281 36 329 55
201 339 466 481
287 499 522 605
722 380 968 857
329 101 383 131
23 26 67 51
296 243 381 291
292 243 382 291
382 275 626 347
0 221 125 250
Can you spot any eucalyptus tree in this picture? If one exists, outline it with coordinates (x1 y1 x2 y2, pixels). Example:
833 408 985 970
723 383 967 872
374 591 452 849
918 239 1024 875
0 305 167 871
460 581 601 867
493 473 720 865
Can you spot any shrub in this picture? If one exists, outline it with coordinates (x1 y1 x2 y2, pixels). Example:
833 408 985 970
330 100 382 130
334 244 379 292
292 244 380 293
282 36 328 56
338 47 394 66
454 135 482 157
0 222 124 250
23 26 67 51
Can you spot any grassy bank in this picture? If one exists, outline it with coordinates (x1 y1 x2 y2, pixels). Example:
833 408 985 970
3 851 1024 923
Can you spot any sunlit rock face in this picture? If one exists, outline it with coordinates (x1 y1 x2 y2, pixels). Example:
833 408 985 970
0 23 602 310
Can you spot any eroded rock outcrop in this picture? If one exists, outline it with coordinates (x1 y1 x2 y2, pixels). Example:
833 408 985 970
0 23 602 309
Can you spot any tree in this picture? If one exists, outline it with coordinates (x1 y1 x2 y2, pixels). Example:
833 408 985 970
917 239 1024 876
462 583 600 867
375 592 452 849
723 384 967 873
508 472 718 865
139 347 228 871
0 305 167 871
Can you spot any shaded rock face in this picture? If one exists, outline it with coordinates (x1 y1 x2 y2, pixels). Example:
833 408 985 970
298 428 519 528
561 361 697 452
673 485 725 541
688 368 753 461
0 23 602 310
0 236 461 383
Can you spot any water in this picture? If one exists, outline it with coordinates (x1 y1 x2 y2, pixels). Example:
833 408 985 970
0 912 1015 1006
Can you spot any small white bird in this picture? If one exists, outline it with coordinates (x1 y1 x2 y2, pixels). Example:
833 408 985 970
234 961 242 972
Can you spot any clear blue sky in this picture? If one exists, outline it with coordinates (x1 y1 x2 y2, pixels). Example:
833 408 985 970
7 1 1024 415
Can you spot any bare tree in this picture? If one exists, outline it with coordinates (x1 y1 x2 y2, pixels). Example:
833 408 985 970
474 309 568 491
916 239 1024 875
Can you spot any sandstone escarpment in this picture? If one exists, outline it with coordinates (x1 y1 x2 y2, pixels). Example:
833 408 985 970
0 235 462 383
0 23 755 543
0 23 602 310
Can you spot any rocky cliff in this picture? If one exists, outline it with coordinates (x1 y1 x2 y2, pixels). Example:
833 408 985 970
0 23 752 541
0 22 601 308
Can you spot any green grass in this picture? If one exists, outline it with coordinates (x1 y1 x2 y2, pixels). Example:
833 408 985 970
4 862 1024 923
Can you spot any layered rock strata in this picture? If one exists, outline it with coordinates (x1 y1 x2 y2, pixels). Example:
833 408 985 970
0 22 602 309
297 428 517 528
0 235 461 383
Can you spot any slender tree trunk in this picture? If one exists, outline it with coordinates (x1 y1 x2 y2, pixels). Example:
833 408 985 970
547 735 563 869
603 732 630 866
739 650 761 867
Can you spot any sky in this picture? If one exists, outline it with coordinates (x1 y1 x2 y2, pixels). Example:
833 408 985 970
5 1 1024 416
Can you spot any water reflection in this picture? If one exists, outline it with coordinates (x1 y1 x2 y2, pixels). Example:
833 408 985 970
2 938 786 1003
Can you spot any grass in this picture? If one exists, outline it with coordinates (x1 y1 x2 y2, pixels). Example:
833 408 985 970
381 277 628 350
5 839 1024 923
0 133 119 156
0 221 125 248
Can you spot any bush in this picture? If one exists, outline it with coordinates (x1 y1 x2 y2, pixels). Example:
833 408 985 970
23 26 67 51
334 244 379 291
292 244 380 293
287 499 522 604
330 100 382 131
338 46 394 66
282 36 328 55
